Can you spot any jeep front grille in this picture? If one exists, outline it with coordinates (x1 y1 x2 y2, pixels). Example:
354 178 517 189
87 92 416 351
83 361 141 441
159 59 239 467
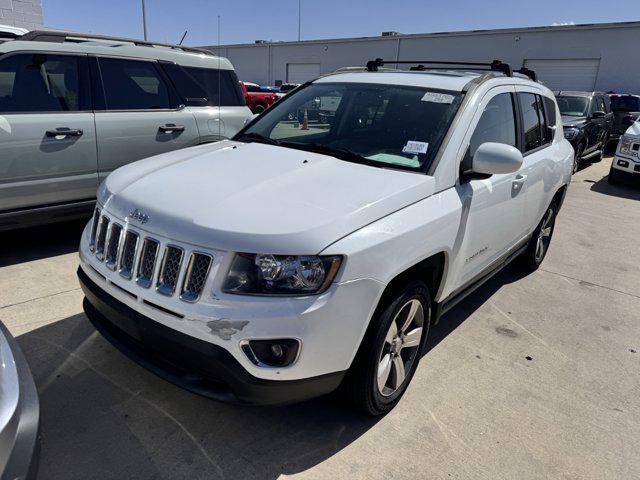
95 216 110 260
136 238 159 289
157 246 184 296
89 208 100 251
87 212 214 303
118 230 139 279
180 253 213 302
105 223 122 270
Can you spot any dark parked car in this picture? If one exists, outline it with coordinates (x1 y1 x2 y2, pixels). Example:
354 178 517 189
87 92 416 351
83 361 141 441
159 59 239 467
555 91 613 173
608 93 640 144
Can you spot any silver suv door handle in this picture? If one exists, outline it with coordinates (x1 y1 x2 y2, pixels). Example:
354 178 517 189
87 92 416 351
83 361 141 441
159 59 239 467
46 128 83 137
159 124 185 133
512 174 527 190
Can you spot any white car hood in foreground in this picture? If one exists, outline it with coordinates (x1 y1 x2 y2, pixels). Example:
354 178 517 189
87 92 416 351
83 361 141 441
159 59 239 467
100 141 436 254
624 121 640 137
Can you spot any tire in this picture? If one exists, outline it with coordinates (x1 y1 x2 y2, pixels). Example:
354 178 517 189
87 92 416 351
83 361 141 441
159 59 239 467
572 144 584 174
342 281 431 416
520 201 557 271
608 166 620 185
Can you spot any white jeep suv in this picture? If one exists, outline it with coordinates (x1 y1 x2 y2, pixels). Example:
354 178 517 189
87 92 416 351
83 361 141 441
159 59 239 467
77 60 573 415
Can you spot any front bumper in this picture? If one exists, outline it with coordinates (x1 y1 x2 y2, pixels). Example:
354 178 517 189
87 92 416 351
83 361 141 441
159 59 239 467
79 267 346 405
0 322 40 480
610 155 640 184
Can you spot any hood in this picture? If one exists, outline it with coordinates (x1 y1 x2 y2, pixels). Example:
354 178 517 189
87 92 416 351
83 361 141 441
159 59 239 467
561 115 587 128
624 121 640 137
100 141 435 254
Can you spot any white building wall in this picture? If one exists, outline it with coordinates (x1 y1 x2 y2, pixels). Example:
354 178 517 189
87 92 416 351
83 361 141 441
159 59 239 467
0 0 43 30
203 22 640 94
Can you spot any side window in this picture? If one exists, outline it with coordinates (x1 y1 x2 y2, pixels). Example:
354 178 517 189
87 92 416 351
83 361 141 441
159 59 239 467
98 57 172 110
469 93 517 158
543 96 557 128
519 92 542 152
596 96 606 113
0 53 86 112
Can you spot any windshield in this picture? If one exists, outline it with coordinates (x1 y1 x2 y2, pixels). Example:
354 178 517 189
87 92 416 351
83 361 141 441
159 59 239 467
556 96 589 117
610 95 640 112
235 82 463 172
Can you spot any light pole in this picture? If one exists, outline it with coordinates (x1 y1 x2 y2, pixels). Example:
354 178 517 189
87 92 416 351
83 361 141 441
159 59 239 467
297 0 301 41
142 0 148 40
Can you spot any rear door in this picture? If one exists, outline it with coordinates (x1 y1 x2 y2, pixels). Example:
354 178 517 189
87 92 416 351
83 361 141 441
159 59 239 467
586 95 607 152
0 52 97 212
93 56 199 181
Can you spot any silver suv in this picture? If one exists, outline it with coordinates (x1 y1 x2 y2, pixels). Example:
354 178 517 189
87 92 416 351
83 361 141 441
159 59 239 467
0 30 252 230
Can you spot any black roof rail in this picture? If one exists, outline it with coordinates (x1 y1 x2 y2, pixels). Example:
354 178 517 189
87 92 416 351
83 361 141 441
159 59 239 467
516 67 537 81
18 30 214 56
365 58 513 76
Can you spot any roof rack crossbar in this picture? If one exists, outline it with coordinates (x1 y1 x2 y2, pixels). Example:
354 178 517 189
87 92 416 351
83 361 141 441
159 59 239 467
365 58 514 76
516 67 537 81
18 30 213 56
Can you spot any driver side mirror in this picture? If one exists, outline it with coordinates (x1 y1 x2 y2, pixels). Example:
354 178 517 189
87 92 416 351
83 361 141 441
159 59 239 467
472 142 523 175
244 113 259 125
591 111 606 119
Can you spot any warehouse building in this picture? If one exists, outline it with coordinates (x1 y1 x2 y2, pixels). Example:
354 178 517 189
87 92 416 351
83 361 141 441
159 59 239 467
0 0 43 30
202 21 640 94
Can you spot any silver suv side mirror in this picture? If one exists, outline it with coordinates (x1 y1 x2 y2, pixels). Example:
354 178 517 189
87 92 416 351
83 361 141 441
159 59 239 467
472 142 523 175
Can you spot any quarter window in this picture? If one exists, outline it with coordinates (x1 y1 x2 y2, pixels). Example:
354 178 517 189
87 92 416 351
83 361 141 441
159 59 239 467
98 58 172 110
0 53 86 112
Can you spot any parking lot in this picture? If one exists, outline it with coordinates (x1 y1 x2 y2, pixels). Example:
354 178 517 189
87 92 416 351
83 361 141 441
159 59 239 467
0 156 638 479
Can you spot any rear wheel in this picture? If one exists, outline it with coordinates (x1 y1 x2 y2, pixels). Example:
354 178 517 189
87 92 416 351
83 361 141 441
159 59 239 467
343 282 431 416
521 201 557 271
572 144 584 174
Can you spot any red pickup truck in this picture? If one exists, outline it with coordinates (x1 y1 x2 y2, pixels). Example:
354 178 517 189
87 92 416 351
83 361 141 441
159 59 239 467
240 82 280 114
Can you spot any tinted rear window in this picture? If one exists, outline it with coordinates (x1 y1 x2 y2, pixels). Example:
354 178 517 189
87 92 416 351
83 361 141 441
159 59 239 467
165 65 245 107
610 95 640 112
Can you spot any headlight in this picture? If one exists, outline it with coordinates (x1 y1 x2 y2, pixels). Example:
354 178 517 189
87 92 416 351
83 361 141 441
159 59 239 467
563 128 579 140
223 253 342 295
619 136 639 157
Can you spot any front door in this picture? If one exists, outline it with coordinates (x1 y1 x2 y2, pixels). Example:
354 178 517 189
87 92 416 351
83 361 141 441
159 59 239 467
452 86 529 288
93 56 199 181
0 52 97 211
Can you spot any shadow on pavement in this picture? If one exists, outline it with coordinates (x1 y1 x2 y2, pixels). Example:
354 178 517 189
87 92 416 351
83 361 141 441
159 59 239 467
17 264 528 480
0 219 86 268
589 174 640 201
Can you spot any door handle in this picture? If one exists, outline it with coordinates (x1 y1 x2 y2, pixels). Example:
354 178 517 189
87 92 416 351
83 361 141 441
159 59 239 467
158 124 185 133
512 174 527 190
46 128 83 137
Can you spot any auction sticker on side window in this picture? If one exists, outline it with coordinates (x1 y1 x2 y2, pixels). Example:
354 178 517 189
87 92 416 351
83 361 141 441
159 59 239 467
421 92 454 104
402 141 429 155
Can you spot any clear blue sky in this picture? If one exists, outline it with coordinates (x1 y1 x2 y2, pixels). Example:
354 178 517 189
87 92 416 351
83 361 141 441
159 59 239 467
43 0 639 47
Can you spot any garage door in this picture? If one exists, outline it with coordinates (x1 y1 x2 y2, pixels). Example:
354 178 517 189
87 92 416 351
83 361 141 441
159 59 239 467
287 63 321 83
524 59 600 91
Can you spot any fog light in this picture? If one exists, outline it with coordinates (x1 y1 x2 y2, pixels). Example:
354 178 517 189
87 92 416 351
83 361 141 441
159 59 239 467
241 339 300 367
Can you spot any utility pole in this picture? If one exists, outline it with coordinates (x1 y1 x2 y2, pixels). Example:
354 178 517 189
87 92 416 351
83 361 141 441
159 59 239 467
142 0 148 40
297 0 301 41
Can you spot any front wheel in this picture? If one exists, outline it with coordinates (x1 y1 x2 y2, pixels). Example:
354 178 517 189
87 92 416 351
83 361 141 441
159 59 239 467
572 144 584 174
342 282 431 416
520 201 557 271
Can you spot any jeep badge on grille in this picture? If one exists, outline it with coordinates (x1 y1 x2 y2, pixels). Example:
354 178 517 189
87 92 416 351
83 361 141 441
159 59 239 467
129 208 150 224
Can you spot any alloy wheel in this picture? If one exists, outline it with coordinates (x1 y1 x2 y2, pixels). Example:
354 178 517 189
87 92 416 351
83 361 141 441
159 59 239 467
377 299 424 396
535 207 555 263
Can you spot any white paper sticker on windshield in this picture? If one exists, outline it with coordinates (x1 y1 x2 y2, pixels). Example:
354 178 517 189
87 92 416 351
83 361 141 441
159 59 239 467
421 92 454 104
402 141 429 155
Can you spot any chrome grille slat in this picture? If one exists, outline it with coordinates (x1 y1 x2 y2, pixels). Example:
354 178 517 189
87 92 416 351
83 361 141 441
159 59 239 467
136 238 159 289
119 230 139 279
180 253 213 302
157 246 183 296
95 216 110 261
89 208 100 252
105 223 122 270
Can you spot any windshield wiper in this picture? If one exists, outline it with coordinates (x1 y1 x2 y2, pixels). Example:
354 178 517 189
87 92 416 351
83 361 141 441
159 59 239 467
279 142 382 168
235 132 280 146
